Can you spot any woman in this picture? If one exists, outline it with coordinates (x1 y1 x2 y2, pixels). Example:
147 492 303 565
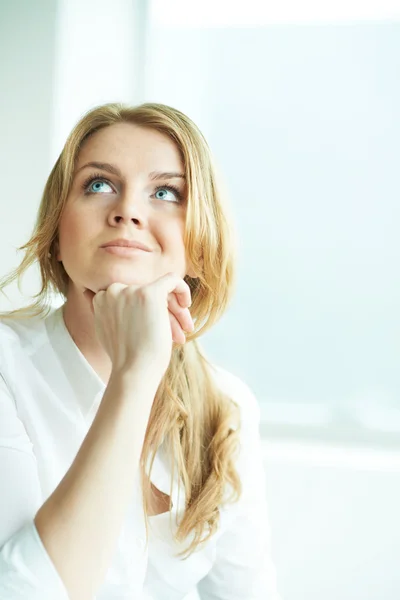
0 103 281 599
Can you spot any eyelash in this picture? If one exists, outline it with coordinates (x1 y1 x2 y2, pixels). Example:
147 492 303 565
81 173 183 203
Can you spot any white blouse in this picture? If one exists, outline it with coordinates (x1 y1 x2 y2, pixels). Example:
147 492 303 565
0 304 281 599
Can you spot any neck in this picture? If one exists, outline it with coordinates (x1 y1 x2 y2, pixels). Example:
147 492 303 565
62 285 113 385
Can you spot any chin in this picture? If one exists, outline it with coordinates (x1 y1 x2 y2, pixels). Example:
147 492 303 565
93 270 159 292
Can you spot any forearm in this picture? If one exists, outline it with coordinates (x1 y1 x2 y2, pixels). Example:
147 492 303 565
34 369 156 600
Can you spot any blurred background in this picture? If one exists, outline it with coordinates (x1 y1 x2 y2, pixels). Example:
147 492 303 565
0 1 400 598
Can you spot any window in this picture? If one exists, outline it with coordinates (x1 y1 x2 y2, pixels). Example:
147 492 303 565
146 1 400 442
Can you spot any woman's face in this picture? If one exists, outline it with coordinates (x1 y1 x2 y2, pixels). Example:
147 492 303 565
57 122 194 296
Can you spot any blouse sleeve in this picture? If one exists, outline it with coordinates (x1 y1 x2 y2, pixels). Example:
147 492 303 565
0 369 69 599
197 372 283 600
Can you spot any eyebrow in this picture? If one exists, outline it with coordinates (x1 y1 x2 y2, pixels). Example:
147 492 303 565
75 161 186 181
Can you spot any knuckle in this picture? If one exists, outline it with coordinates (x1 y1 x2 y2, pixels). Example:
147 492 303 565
136 286 151 302
106 282 122 295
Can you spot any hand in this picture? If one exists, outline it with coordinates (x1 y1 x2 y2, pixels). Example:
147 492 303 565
83 273 194 382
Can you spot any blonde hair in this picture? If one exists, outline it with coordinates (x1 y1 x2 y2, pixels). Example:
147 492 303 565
0 102 242 558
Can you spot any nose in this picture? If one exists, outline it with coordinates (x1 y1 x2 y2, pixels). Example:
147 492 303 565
107 191 147 228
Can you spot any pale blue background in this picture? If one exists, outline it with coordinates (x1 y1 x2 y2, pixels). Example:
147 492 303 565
146 22 400 428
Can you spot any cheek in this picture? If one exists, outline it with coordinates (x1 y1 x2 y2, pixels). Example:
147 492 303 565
161 218 185 249
161 221 188 270
58 208 96 259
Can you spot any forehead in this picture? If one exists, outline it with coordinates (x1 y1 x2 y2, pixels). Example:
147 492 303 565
76 122 184 172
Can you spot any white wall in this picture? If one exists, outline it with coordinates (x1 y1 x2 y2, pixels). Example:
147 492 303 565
263 440 400 600
145 20 400 429
0 0 59 309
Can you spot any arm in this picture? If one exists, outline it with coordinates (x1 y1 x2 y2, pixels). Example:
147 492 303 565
34 369 157 599
0 367 157 600
196 379 282 600
0 273 192 600
0 372 69 599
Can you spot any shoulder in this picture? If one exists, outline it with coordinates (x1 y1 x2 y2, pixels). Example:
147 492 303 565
0 319 24 398
0 318 23 364
208 363 261 433
0 320 38 458
0 308 51 355
0 310 49 388
208 364 266 511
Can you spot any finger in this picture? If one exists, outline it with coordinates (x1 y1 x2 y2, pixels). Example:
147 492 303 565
151 273 192 308
83 282 129 314
103 282 130 295
167 293 194 333
169 309 186 344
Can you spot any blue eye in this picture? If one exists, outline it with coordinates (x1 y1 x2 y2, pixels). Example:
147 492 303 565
81 173 183 203
154 185 182 203
83 176 113 195
91 180 112 193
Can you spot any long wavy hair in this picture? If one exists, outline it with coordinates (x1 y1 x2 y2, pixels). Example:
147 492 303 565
0 102 242 558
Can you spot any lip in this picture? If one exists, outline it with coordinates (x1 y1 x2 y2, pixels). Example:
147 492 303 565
100 239 152 252
102 246 149 257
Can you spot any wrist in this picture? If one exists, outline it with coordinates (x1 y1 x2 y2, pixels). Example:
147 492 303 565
109 364 161 398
